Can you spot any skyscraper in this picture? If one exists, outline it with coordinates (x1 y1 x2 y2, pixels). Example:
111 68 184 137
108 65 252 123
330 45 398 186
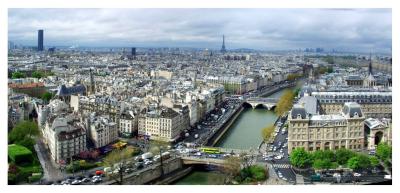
131 47 136 59
38 29 44 51
220 35 226 54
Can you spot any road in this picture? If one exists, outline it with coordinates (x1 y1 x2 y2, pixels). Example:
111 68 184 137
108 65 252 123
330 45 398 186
35 138 64 182
262 115 297 184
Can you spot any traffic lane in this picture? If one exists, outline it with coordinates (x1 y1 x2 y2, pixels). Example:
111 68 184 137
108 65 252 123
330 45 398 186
276 168 296 183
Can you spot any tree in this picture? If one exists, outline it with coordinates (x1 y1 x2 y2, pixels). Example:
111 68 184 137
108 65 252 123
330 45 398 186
103 147 134 185
335 148 355 165
8 121 39 151
41 92 54 103
275 89 295 116
313 159 332 170
369 156 380 168
12 72 25 79
221 156 242 183
261 124 274 142
32 71 44 79
312 150 335 162
376 142 392 162
290 148 312 168
347 154 371 170
287 74 302 81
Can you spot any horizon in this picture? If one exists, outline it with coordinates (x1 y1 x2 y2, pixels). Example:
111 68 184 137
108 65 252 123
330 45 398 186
8 8 392 54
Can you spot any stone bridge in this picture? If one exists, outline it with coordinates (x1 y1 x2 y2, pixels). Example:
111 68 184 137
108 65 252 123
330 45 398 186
244 97 279 110
181 156 225 166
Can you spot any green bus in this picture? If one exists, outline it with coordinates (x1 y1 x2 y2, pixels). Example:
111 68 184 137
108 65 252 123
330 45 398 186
199 147 221 154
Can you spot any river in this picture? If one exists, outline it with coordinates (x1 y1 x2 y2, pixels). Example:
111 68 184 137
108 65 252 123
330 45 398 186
174 82 303 185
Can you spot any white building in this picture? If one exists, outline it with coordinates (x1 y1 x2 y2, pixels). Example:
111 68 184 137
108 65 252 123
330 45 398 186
89 115 118 148
44 116 87 162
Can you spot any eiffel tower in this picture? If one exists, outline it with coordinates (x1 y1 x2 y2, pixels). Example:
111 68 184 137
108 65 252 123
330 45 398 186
220 35 226 54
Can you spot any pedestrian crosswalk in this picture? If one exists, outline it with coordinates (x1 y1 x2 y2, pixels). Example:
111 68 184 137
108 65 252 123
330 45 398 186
273 164 291 168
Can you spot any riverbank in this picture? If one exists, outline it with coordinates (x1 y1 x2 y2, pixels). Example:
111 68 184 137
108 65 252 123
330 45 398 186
206 106 244 146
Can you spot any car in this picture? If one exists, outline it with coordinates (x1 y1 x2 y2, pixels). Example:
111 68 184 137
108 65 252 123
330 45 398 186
71 179 81 185
274 155 283 160
280 149 284 153
92 178 102 183
353 173 362 177
282 177 287 181
60 181 68 185
125 168 134 173
82 178 91 183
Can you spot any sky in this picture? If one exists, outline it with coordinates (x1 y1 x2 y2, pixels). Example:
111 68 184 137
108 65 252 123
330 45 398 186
8 8 392 53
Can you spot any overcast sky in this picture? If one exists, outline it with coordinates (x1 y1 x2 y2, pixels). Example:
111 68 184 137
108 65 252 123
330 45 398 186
8 8 392 53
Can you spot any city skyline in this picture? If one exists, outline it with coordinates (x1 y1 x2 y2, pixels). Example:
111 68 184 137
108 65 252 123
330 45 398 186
8 8 392 53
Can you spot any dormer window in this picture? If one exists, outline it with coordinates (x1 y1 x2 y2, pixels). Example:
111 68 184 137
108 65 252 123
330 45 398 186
354 112 358 117
297 114 302 119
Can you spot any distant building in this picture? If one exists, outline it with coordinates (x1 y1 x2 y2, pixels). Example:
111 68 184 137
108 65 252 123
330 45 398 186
131 47 136 59
38 29 44 51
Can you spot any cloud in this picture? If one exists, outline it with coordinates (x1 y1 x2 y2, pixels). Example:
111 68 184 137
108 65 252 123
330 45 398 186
8 8 392 53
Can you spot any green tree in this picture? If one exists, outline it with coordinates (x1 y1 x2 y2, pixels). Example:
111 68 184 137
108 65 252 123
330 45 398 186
369 156 380 168
42 92 54 102
376 142 392 162
31 71 44 79
41 92 54 103
103 147 134 185
12 72 25 79
8 121 39 151
312 150 335 162
335 148 355 165
290 148 312 168
313 159 332 170
261 124 274 142
347 154 371 170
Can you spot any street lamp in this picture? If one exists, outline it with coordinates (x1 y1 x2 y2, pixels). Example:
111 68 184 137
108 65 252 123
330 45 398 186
159 146 164 178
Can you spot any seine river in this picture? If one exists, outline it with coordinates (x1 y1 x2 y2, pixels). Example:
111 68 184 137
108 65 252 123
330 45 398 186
174 87 293 185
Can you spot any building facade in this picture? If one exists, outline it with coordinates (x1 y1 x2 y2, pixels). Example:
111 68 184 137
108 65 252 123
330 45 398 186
312 91 391 119
138 106 189 142
288 102 365 154
89 115 118 148
44 117 87 162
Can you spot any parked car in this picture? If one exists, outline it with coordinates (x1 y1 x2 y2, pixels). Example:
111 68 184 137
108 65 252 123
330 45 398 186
92 178 102 183
71 179 81 185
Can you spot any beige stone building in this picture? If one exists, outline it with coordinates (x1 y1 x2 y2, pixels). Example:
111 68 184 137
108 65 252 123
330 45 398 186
364 118 392 150
138 106 189 142
288 102 365 154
